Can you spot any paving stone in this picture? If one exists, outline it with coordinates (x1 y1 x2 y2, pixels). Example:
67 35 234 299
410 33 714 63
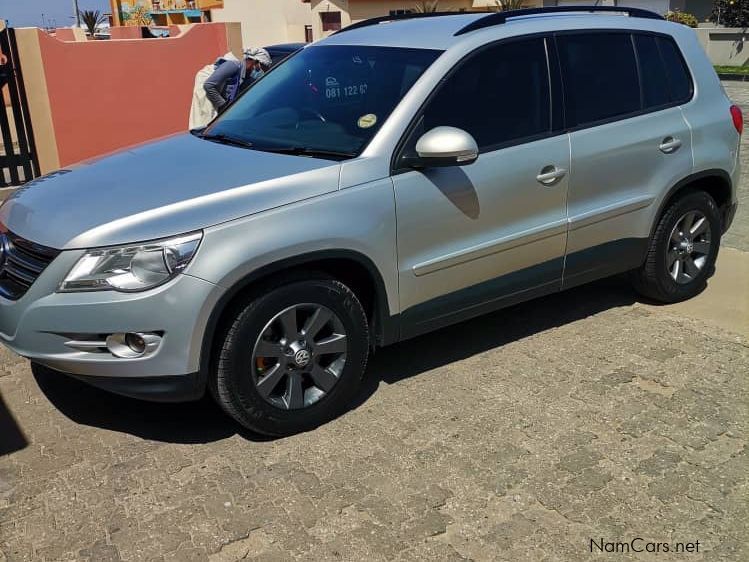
0 81 747 561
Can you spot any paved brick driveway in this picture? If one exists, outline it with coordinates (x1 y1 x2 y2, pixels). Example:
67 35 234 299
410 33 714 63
1 83 747 562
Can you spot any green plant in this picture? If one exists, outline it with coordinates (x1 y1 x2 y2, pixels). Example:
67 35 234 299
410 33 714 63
714 65 749 74
494 0 525 12
413 1 442 13
664 10 699 28
80 9 106 36
712 0 748 27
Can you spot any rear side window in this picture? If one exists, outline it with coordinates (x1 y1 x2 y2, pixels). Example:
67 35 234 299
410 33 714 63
656 36 693 103
420 37 551 151
557 33 640 128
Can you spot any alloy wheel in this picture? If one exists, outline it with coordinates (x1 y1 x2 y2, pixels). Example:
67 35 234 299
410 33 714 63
251 304 348 410
667 210 712 285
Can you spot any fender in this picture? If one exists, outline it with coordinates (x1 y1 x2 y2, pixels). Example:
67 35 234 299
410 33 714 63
197 249 397 382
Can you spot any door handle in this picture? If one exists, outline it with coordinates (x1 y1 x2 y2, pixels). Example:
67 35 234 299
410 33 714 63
536 165 567 186
659 136 682 154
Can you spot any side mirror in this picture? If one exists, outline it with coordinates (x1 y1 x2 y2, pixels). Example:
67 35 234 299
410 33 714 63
413 126 479 168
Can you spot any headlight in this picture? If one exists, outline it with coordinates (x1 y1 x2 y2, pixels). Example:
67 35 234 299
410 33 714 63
59 232 202 292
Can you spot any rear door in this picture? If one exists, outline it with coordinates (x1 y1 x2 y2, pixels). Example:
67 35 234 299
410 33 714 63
557 31 694 287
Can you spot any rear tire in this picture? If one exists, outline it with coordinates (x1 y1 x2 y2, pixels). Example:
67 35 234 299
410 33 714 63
631 191 721 303
212 276 369 436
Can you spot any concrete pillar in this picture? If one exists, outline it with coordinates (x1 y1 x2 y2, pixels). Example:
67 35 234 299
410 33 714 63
12 28 60 174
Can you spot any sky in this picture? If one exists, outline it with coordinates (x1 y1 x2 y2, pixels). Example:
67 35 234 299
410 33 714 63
1 0 111 29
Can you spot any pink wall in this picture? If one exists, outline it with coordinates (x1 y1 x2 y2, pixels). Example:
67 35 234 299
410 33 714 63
37 24 231 167
53 29 81 42
109 27 144 40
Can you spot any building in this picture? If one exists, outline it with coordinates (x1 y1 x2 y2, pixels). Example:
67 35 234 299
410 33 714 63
210 0 315 47
110 0 224 27
308 0 501 39
309 1 715 40
108 1 715 47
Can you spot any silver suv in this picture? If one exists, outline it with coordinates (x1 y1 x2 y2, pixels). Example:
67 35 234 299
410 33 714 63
0 8 741 435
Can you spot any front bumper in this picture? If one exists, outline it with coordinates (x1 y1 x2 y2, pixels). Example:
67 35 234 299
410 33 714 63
36 365 205 402
0 249 219 398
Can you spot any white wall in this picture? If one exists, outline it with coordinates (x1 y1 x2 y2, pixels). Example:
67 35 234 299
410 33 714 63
211 0 313 48
617 0 670 15
696 27 749 66
554 0 669 13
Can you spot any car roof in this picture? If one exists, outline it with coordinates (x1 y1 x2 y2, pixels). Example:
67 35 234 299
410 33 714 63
316 11 678 51
264 42 307 52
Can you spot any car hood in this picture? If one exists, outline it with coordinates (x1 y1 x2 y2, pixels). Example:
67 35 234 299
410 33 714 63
0 134 341 249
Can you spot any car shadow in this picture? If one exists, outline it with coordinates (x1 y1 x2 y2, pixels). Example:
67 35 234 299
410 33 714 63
31 365 262 444
0 394 28 456
355 275 639 404
32 275 638 444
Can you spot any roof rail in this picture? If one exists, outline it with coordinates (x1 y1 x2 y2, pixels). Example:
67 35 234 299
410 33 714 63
332 11 469 35
454 6 664 36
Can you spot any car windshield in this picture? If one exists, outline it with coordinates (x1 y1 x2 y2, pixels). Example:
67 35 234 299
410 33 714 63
204 45 442 159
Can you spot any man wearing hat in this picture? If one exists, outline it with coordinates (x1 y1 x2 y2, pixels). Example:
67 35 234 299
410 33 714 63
240 47 273 93
203 47 272 113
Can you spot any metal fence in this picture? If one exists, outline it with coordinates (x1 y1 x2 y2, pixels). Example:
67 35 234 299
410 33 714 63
0 27 39 187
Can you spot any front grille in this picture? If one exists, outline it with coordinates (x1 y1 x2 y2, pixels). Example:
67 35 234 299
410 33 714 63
0 230 60 300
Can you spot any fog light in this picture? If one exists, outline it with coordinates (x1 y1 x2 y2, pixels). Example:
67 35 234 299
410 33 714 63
106 332 162 358
125 332 146 354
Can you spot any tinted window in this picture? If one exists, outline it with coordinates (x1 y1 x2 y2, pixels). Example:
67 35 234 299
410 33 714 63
420 38 551 150
557 33 640 127
634 35 671 109
657 37 692 103
207 46 440 157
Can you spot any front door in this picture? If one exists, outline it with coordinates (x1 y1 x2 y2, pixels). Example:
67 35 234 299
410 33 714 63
392 36 570 339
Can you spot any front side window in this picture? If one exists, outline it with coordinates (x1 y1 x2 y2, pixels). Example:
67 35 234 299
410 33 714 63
557 32 640 128
206 46 441 158
418 38 551 151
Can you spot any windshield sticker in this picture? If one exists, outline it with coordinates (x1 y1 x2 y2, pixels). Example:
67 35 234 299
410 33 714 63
358 114 378 129
326 82 369 100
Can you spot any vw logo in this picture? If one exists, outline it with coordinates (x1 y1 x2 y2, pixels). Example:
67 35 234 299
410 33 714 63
294 349 311 368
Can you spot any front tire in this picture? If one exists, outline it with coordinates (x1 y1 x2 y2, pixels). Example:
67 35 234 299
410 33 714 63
632 191 721 303
213 277 369 436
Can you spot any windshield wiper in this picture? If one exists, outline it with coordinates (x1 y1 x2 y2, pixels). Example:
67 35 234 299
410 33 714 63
200 133 255 150
261 146 355 159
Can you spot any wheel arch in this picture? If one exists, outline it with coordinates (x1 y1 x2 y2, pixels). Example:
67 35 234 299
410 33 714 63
198 249 397 382
652 169 733 239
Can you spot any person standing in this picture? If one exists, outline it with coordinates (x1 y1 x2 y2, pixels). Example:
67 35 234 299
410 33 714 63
189 48 272 129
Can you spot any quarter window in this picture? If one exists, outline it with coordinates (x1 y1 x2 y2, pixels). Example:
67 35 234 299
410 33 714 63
419 38 551 151
657 36 693 104
557 33 640 128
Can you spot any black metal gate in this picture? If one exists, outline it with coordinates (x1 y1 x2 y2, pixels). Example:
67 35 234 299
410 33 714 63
0 27 39 187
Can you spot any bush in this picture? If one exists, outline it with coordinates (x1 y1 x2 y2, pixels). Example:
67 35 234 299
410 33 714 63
711 0 749 27
665 10 699 28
